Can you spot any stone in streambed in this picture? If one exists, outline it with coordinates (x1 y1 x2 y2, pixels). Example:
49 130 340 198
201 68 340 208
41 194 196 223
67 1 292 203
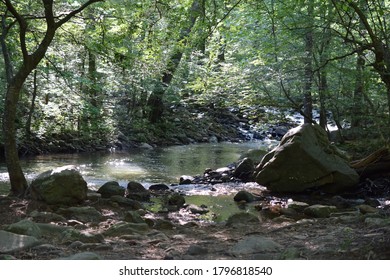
97 181 125 198
234 190 256 203
110 195 143 209
233 157 255 182
126 181 150 201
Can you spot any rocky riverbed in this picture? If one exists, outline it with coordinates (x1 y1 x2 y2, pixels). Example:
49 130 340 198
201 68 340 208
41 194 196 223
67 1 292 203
1 174 390 260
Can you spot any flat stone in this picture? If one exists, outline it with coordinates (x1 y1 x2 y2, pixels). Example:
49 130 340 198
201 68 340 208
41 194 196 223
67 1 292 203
288 201 309 212
103 222 150 237
5 219 42 238
57 206 103 223
304 204 337 218
59 252 102 260
226 212 259 227
358 205 379 214
0 230 41 253
230 236 283 255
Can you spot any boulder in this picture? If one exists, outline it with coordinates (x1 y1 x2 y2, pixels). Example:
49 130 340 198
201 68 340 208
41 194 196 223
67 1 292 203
254 124 359 193
126 181 150 201
97 181 125 198
29 165 88 205
233 157 255 182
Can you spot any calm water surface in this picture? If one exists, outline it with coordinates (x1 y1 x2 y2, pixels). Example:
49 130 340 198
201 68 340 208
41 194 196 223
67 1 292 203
0 141 274 195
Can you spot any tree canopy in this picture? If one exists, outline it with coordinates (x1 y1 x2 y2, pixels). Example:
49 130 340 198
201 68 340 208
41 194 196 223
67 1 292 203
1 0 390 195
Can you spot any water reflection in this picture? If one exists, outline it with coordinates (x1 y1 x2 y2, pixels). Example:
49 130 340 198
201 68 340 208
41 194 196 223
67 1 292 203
0 141 272 194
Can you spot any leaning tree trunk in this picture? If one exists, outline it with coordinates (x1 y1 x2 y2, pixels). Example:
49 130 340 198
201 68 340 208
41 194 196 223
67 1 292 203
1 0 103 197
147 0 203 123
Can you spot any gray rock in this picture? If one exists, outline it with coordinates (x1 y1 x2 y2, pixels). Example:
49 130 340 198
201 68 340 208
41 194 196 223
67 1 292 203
255 124 359 193
36 223 70 237
104 222 150 237
60 252 102 260
0 230 41 253
127 181 150 201
233 157 255 181
29 210 67 223
110 195 143 209
239 149 268 163
304 204 337 218
230 236 283 256
97 181 125 198
168 193 186 209
124 211 145 223
149 184 170 192
5 219 42 238
188 204 209 215
29 165 88 205
226 212 259 227
139 143 154 149
364 217 390 227
358 204 379 214
179 176 194 185
87 192 102 201
57 206 103 223
287 201 309 212
61 228 105 244
209 135 218 143
234 190 256 203
152 219 175 230
187 244 208 255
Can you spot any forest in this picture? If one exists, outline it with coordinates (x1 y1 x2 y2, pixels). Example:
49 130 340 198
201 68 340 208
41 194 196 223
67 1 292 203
1 0 389 195
0 0 390 260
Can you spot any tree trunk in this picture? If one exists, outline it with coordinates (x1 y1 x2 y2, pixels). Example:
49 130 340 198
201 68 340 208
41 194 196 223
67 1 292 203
351 51 365 129
3 74 29 196
1 0 103 196
147 0 203 123
303 1 314 124
1 14 13 83
25 70 38 137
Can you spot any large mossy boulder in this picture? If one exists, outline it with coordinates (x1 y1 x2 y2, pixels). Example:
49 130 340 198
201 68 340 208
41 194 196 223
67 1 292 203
254 124 359 193
30 165 88 205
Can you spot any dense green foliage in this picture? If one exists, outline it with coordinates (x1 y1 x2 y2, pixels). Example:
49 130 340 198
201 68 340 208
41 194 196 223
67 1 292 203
1 0 390 149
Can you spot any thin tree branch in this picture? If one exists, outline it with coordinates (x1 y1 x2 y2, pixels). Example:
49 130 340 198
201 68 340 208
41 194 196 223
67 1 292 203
4 0 28 60
56 0 104 28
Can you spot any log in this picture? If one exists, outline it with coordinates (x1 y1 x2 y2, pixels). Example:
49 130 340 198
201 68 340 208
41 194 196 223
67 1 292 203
350 147 390 179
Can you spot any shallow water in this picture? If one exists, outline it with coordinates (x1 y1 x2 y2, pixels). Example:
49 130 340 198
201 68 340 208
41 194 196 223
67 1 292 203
0 141 274 195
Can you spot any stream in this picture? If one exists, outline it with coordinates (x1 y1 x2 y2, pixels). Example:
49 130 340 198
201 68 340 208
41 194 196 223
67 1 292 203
0 140 276 196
